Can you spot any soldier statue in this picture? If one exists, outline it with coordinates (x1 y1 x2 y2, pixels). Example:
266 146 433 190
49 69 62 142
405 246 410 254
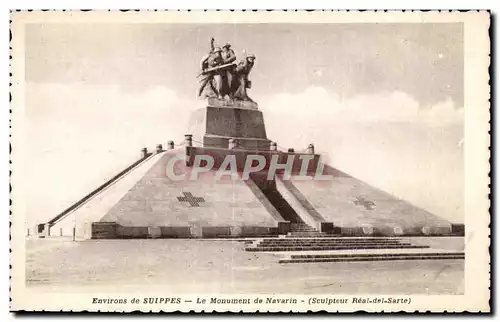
233 53 256 103
198 38 224 99
221 42 237 98
198 38 256 103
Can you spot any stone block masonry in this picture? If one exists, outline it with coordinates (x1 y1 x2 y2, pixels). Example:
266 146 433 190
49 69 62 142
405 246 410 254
90 222 280 239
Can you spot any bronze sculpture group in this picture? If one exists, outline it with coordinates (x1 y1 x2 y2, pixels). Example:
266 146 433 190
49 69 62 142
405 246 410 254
198 38 256 103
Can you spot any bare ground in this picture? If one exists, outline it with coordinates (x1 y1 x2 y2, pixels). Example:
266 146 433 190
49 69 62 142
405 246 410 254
26 238 464 294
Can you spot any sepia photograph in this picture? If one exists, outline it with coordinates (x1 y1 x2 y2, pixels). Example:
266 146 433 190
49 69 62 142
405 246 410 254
9 10 490 312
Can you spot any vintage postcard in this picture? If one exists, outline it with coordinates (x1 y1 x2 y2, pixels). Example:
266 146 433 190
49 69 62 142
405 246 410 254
10 10 490 312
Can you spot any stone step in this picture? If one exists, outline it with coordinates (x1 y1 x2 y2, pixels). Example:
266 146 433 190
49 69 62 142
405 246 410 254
258 239 404 244
261 238 401 243
287 232 330 236
287 235 333 238
257 242 409 247
262 238 402 244
258 239 403 244
288 232 319 234
258 244 408 248
288 231 323 233
204 235 276 239
290 251 465 259
279 253 464 263
286 235 346 238
289 231 318 234
246 245 429 252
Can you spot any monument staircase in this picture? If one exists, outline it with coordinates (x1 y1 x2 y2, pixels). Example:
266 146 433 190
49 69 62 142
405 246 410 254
245 237 465 263
259 187 303 224
257 182 334 237
287 223 331 237
246 237 427 252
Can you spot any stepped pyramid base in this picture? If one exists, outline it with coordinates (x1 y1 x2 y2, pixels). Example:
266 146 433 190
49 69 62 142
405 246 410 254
48 150 290 240
39 104 464 240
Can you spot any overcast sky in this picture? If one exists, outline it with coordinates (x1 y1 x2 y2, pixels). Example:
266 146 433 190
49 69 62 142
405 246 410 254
23 23 464 224
26 23 463 105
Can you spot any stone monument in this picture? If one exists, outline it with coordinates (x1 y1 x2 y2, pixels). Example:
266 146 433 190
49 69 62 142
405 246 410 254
35 38 463 240
197 38 271 150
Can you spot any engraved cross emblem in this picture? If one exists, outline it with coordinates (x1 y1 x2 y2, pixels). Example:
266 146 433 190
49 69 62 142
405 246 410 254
353 196 376 210
177 192 206 207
